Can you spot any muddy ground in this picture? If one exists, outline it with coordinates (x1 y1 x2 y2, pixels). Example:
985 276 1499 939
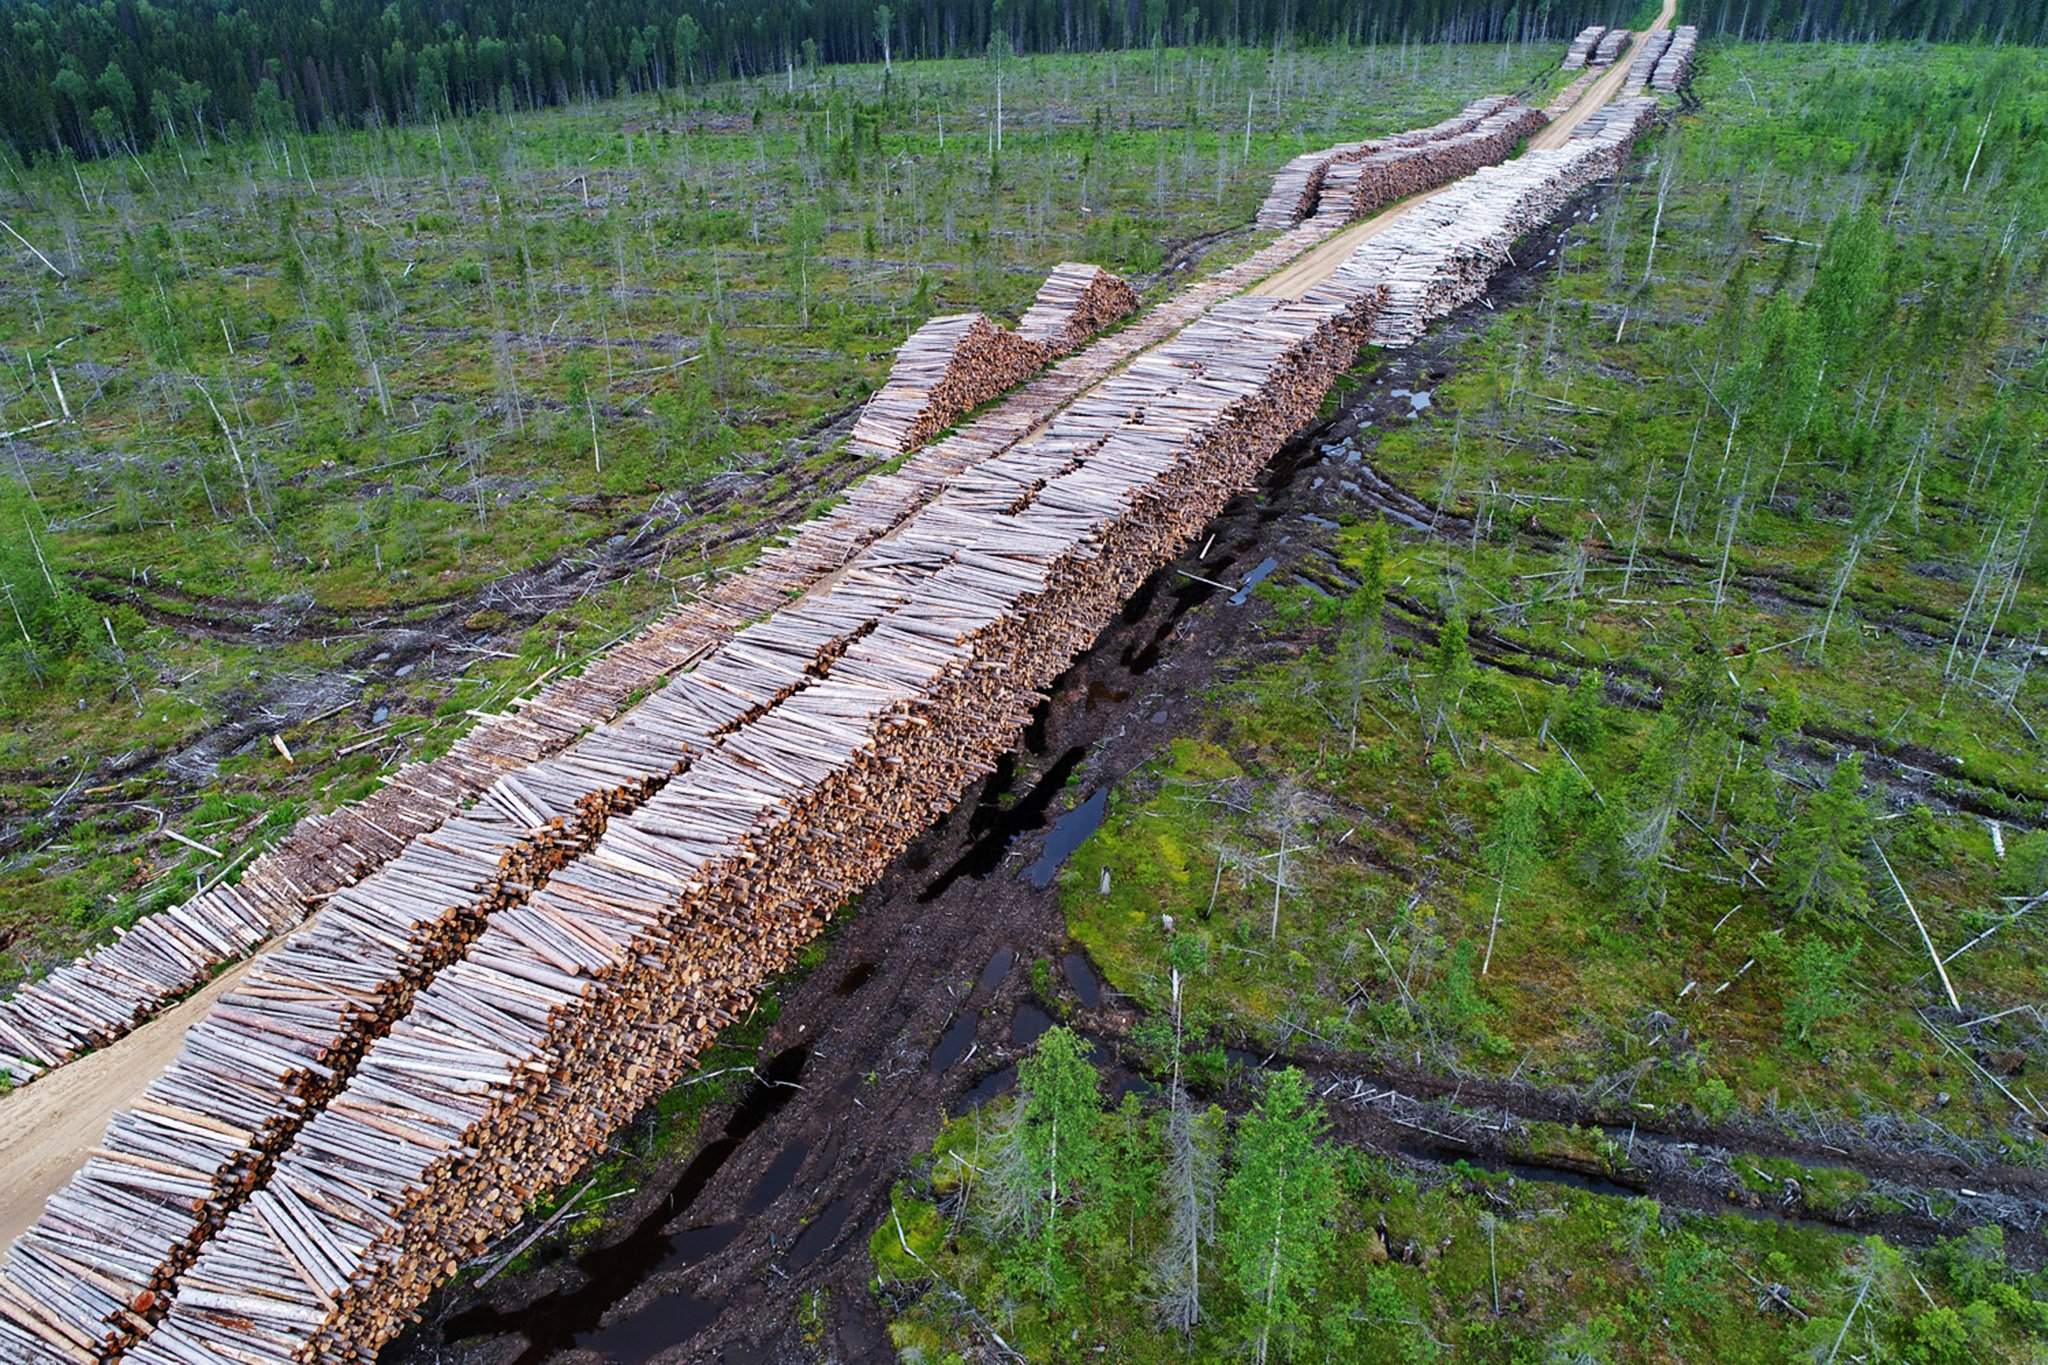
381 191 2048 1365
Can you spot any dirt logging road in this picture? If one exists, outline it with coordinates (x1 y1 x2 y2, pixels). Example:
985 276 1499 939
1 24 1687 1365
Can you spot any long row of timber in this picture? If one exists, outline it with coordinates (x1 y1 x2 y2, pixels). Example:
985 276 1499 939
68 91 1655 1365
1255 94 1522 229
845 264 1137 455
0 58 1669 1365
1654 27 1700 92
0 266 1137 1091
0 157 1363 1365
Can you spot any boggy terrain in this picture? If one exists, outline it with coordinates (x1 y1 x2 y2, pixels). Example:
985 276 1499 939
374 37 2048 1365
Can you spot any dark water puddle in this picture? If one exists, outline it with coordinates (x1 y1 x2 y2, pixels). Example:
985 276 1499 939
1229 556 1280 605
1062 951 1102 1008
833 961 877 996
744 1142 809 1215
920 747 1087 901
1401 1143 1643 1201
1084 681 1131 710
1112 1074 1158 1103
1011 1002 1054 1047
977 947 1015 994
444 1045 811 1362
929 1008 979 1072
957 1064 1019 1111
786 1196 853 1270
1121 572 1221 673
1025 787 1107 889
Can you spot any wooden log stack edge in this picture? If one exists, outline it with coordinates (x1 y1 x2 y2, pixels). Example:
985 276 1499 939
1252 95 1519 232
1314 98 1661 350
1013 264 1140 356
1562 25 1605 69
126 275 1389 1365
848 262 1136 458
1651 27 1699 92
0 150 1382 1365
1593 28 1632 66
1308 101 1547 228
847 313 1049 456
1623 30 1674 95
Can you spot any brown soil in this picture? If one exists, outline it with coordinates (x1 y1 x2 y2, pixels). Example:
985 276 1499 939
0 955 260 1246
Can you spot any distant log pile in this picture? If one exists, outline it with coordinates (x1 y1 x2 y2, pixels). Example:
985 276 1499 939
1593 28 1632 65
1562 25 1605 68
849 264 1137 457
1652 26 1699 92
1255 96 1522 233
847 313 1049 455
1316 98 1659 348
1014 263 1140 354
1254 147 1352 229
1543 69 1602 121
128 269 1388 1365
1309 102 1546 227
1624 30 1673 94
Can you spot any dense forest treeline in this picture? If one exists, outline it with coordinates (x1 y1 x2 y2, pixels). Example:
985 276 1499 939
2 0 2044 163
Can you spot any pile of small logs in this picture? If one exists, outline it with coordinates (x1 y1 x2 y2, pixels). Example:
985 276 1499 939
1593 28 1631 65
128 272 1388 1365
1652 26 1699 92
1013 264 1139 355
1544 68 1602 121
1318 97 1659 347
1624 30 1673 94
1310 102 1547 226
849 313 1050 455
0 191 1356 1365
1562 25 1605 68
1254 96 1519 232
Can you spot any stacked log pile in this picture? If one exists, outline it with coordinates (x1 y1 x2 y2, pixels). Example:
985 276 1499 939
848 313 1050 455
1310 102 1547 227
1652 26 1699 92
128 276 1388 1365
1593 28 1631 65
0 188 1349 1365
1255 95 1518 233
1562 25 1605 68
1318 98 1659 347
1255 147 1354 229
1624 30 1673 94
1013 264 1139 355
1544 68 1602 121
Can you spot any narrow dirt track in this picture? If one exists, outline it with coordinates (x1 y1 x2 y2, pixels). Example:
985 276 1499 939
0 956 259 1245
1250 0 1674 301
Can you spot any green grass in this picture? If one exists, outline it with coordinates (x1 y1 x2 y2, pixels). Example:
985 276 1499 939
1061 39 2048 1151
874 1067 2048 1362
